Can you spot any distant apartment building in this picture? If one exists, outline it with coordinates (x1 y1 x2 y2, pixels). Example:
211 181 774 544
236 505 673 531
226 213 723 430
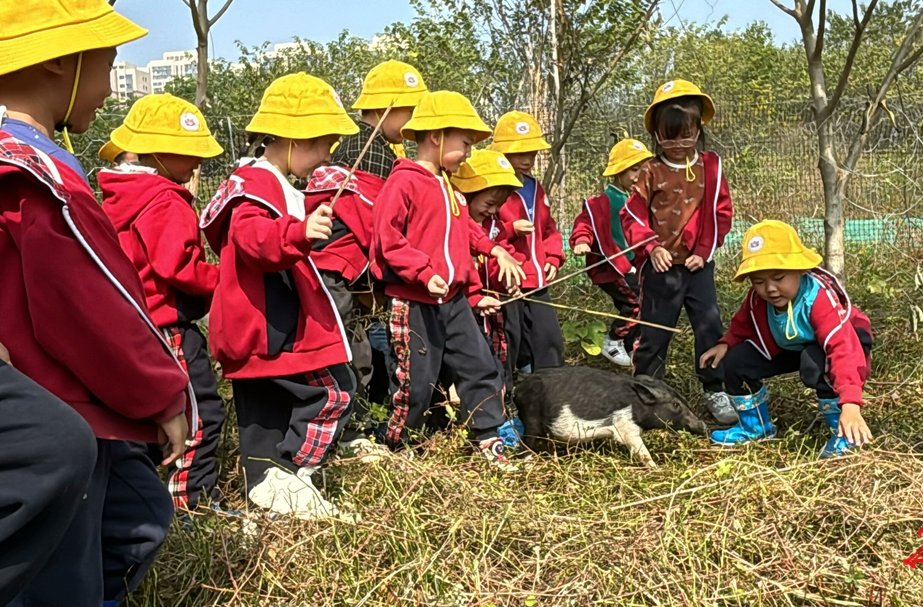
110 61 151 99
147 50 198 93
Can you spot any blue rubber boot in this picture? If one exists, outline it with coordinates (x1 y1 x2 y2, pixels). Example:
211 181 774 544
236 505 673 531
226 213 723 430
497 417 524 449
818 397 857 459
710 387 777 445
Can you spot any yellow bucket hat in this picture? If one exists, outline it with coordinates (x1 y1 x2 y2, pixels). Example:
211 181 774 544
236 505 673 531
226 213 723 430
603 138 653 177
487 111 551 154
452 149 523 194
644 79 716 134
246 73 359 140
0 0 147 77
400 91 492 142
110 94 223 158
353 60 428 110
98 140 124 163
734 220 823 281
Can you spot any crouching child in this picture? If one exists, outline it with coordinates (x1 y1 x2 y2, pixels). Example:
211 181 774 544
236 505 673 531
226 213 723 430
570 138 652 367
700 220 874 457
371 91 513 465
200 73 359 519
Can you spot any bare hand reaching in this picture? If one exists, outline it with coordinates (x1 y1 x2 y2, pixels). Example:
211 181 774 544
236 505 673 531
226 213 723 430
157 412 189 467
305 204 333 241
491 246 526 288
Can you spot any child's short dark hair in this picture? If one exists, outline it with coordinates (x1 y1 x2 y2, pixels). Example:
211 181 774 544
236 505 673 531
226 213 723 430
651 96 707 154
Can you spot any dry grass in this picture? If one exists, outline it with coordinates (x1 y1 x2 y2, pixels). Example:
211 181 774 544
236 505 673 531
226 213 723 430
130 247 923 607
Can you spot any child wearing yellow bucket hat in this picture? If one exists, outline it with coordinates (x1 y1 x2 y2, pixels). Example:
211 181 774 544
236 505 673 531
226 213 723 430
621 79 735 424
370 91 515 466
98 139 138 167
0 1 196 605
571 138 652 367
200 72 359 521
304 61 427 460
488 111 566 374
699 220 874 457
98 94 226 513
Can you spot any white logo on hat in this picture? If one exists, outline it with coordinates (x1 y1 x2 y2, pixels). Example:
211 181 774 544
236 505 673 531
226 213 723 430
497 156 511 170
179 112 200 132
332 91 344 108
747 235 765 253
661 81 675 94
632 141 644 151
515 121 531 135
404 72 419 88
456 192 467 207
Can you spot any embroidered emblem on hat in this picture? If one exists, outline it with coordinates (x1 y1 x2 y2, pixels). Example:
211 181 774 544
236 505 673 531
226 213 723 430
180 112 200 132
497 156 511 170
404 72 419 88
661 81 675 93
332 91 344 108
632 141 644 150
456 192 467 206
515 121 531 135
747 235 765 253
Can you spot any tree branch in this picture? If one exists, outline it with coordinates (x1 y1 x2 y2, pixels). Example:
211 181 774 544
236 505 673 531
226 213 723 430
187 0 206 39
208 0 235 28
812 0 827 61
818 0 878 122
768 0 800 20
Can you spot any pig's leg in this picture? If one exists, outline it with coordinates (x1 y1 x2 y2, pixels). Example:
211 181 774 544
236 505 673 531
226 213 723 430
625 432 656 468
607 414 657 468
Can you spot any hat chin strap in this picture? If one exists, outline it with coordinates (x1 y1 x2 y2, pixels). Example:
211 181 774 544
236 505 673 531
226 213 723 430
57 52 83 154
151 154 177 182
438 131 459 217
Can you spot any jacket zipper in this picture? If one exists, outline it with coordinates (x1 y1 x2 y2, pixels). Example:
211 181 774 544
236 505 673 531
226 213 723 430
438 178 455 304
517 191 543 288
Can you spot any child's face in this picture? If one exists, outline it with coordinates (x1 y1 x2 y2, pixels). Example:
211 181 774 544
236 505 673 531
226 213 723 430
615 161 647 191
468 186 511 224
749 269 805 309
439 129 477 174
506 151 537 175
154 154 203 184
62 48 118 134
290 134 340 179
379 107 414 145
657 124 698 164
113 151 139 167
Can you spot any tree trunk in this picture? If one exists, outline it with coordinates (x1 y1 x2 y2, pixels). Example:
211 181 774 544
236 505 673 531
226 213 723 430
195 40 208 110
816 121 846 277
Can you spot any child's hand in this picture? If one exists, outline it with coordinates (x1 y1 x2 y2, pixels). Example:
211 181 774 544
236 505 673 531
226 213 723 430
491 246 526 288
685 254 705 272
506 284 521 297
838 403 873 447
573 243 591 256
699 343 728 369
305 204 333 241
651 246 673 272
0 340 9 365
513 220 535 236
544 263 557 282
427 274 449 298
476 296 502 316
157 411 189 467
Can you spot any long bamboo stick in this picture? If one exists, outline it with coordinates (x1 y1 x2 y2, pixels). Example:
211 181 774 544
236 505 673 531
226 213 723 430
329 102 395 210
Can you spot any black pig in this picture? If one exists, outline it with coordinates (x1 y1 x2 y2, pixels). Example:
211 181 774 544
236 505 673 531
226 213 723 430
515 366 708 467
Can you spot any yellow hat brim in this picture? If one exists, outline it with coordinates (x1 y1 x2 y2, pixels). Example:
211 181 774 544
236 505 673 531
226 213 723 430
401 115 492 143
734 250 823 281
0 11 147 77
110 124 224 159
487 137 551 154
98 140 124 163
644 92 716 134
603 149 654 177
246 112 359 140
452 172 522 194
353 90 427 110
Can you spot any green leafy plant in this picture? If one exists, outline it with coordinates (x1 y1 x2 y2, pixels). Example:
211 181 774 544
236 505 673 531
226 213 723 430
562 319 608 356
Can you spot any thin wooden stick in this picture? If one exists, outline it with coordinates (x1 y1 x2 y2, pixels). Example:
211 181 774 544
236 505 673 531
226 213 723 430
329 102 394 210
485 290 680 333
498 235 657 307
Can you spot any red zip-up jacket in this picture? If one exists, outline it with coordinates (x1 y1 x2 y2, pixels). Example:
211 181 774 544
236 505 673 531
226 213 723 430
0 130 194 442
200 161 350 379
498 176 566 289
371 158 484 306
720 268 873 405
100 168 217 327
570 193 635 285
471 215 525 294
303 165 384 284
620 151 733 267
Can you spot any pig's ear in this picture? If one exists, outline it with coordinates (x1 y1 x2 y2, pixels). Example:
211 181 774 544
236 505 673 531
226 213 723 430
633 376 662 406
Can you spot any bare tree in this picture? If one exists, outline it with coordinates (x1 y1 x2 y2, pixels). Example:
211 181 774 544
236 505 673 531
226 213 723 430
770 0 923 277
182 0 235 111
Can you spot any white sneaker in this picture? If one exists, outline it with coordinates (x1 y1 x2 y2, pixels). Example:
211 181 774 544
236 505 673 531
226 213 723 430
247 467 337 520
247 467 298 516
704 391 738 425
479 437 516 472
289 467 338 520
337 437 390 464
601 335 632 367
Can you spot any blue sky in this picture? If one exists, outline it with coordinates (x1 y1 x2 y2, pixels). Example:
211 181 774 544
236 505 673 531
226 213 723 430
114 0 856 66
